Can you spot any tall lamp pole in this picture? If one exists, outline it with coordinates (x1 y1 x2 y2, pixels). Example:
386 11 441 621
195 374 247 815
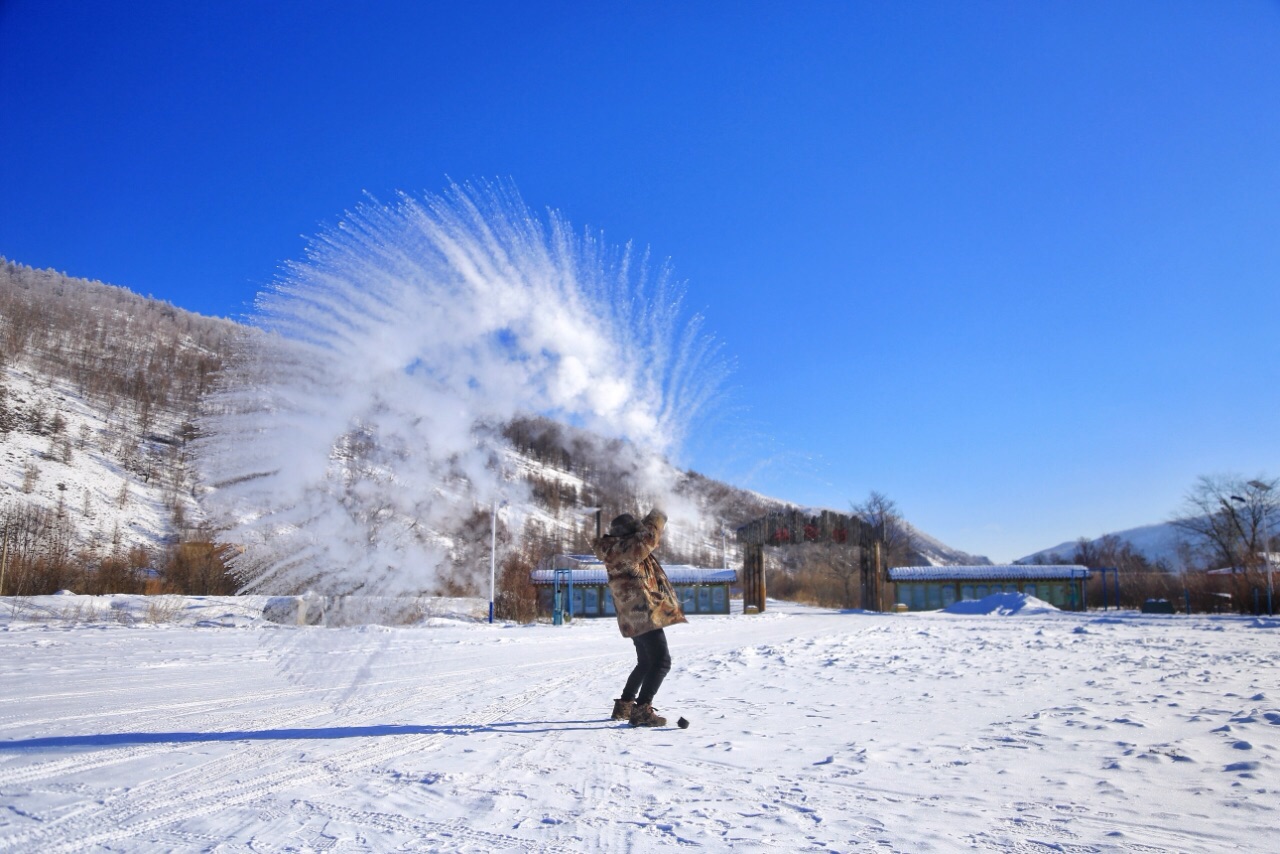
1248 481 1274 617
0 520 9 598
489 500 508 624
1232 484 1274 617
489 501 497 624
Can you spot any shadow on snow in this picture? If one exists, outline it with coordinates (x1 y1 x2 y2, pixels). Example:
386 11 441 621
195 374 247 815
0 720 617 750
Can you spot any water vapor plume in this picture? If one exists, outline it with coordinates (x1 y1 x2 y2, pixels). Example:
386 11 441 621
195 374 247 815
196 180 729 596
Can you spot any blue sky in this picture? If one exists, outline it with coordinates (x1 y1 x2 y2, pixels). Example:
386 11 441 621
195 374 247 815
2 1 1278 562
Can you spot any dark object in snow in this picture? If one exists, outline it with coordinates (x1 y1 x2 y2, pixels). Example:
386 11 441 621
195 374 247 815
1141 599 1176 614
677 716 689 729
262 592 326 625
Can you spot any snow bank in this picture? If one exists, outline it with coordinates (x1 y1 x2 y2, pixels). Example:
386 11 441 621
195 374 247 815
943 591 1059 616
0 593 489 629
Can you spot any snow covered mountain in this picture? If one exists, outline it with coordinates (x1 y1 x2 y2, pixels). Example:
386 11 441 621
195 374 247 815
0 360 196 556
0 259 984 593
1 259 239 590
1018 521 1187 570
909 523 992 566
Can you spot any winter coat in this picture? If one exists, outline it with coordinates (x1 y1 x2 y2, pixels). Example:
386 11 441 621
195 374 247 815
592 509 687 639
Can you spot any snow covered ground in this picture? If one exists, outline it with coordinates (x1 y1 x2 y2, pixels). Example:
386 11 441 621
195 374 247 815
1 594 1277 852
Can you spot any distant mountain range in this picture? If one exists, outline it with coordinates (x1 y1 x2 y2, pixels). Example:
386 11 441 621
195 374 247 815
1018 522 1187 570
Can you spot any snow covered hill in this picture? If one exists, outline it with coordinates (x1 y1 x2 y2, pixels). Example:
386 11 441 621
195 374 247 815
1 259 238 589
1 259 984 594
907 522 992 566
0 361 195 555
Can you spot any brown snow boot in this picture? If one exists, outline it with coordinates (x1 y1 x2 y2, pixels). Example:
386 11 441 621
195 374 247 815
611 698 634 721
629 702 666 728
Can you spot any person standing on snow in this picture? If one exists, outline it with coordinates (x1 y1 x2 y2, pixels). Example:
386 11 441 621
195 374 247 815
592 508 687 727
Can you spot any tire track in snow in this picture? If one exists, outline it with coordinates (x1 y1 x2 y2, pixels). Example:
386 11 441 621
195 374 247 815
0 662 475 791
3 669 586 852
0 629 505 791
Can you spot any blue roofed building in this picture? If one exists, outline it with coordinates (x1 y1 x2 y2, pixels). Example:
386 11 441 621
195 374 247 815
887 565 1091 611
532 554 738 619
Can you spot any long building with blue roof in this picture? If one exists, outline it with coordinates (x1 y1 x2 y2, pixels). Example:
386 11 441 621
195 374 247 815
887 565 1090 611
532 554 738 619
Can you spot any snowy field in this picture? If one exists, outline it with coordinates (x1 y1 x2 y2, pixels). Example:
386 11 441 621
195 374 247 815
1 594 1277 852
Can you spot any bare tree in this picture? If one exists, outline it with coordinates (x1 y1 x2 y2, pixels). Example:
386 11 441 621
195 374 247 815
851 490 916 568
1170 474 1278 581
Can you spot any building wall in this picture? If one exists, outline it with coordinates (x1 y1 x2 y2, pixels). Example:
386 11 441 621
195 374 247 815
894 579 1085 611
536 583 731 619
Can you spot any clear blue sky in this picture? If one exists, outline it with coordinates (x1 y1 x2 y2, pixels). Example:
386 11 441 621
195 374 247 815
3 1 1278 562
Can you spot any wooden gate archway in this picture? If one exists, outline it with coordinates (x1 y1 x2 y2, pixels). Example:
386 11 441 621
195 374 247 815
736 509 884 614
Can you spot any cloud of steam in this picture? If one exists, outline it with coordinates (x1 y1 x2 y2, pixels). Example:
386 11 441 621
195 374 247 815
196 180 728 595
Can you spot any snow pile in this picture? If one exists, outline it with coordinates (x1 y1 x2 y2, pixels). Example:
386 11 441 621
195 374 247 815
943 591 1059 616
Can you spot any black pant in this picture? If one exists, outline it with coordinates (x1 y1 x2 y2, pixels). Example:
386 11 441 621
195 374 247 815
621 628 671 705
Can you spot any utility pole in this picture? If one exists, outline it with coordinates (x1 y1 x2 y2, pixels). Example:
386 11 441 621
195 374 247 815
1232 486 1274 617
489 501 498 624
0 520 9 598
1248 481 1274 617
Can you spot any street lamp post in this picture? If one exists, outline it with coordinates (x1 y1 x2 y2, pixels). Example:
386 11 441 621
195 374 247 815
488 500 509 624
489 501 498 624
0 520 9 598
1231 484 1274 617
1248 481 1274 617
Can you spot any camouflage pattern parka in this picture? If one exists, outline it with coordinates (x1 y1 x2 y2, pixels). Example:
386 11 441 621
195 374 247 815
592 509 688 638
